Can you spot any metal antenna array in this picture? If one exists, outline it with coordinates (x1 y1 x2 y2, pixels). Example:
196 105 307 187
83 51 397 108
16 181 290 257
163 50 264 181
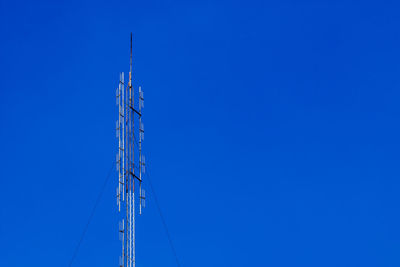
116 33 145 267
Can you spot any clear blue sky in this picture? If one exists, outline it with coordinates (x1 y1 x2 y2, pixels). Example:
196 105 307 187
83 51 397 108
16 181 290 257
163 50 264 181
1 0 400 266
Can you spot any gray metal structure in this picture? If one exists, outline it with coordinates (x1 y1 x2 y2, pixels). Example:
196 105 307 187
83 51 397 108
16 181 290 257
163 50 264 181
116 33 145 267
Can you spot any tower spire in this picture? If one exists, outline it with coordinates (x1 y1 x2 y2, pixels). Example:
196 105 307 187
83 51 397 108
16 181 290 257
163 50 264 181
116 34 144 267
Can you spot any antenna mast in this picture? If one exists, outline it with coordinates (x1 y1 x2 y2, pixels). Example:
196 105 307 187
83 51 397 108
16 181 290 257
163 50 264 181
116 33 145 267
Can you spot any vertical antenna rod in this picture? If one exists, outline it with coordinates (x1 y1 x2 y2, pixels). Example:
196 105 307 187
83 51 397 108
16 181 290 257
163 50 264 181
128 32 135 267
130 33 132 74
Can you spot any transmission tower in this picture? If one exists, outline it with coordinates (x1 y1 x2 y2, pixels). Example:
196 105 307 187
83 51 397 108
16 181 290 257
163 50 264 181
116 33 145 267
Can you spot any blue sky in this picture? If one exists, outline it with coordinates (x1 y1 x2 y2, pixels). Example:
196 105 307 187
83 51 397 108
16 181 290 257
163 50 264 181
1 0 400 266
